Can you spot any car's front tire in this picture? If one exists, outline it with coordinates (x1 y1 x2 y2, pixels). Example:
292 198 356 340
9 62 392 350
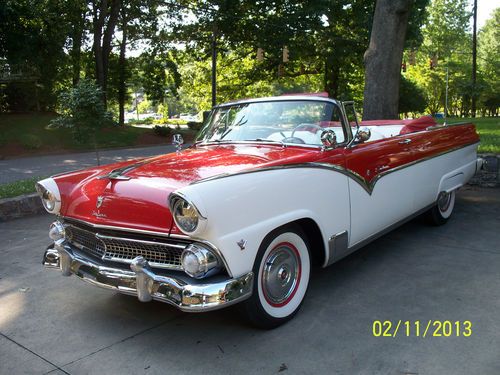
427 190 456 226
241 224 311 329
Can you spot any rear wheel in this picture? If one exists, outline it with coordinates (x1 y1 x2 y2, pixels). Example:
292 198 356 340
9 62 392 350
242 225 311 329
426 190 456 226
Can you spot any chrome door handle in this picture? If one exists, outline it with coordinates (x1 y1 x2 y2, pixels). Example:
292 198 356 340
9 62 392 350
398 138 412 145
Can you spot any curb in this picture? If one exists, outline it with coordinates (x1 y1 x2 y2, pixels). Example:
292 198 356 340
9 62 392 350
0 193 45 222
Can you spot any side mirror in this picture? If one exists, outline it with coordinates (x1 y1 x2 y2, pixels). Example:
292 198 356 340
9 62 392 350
320 129 337 149
172 134 184 152
355 127 371 143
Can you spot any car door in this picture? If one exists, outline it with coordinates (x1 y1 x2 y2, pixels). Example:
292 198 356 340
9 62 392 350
344 136 416 247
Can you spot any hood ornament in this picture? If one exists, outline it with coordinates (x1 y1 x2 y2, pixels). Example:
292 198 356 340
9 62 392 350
172 134 184 153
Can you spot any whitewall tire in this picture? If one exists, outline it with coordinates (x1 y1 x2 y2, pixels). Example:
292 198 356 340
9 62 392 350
242 225 311 329
427 190 456 225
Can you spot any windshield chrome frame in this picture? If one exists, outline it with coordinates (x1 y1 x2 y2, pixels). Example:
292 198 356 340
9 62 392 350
194 96 353 149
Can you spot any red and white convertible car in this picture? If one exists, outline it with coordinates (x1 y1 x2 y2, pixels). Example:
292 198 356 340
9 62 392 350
38 95 483 328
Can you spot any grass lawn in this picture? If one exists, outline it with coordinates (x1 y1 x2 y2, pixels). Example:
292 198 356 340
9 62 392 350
437 117 500 154
0 176 41 199
0 113 196 157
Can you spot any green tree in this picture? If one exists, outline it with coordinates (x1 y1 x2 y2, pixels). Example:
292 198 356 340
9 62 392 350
478 8 499 116
0 0 71 111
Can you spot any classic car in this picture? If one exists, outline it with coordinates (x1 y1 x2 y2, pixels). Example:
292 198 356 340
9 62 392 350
37 95 483 328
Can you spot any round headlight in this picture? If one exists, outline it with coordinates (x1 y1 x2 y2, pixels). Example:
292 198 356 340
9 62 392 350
36 179 61 214
181 244 221 279
172 197 199 233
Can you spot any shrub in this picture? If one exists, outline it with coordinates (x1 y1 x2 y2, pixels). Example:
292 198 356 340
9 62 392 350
153 125 172 137
20 134 42 149
51 79 114 143
187 121 203 131
153 118 188 126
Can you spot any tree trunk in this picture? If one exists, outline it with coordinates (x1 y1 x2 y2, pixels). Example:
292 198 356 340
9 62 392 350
324 59 340 98
92 0 121 109
92 1 106 94
118 9 127 126
71 8 85 86
363 0 413 120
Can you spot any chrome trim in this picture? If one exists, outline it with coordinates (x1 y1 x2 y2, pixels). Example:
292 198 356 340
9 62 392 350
169 233 191 239
168 191 207 220
60 217 233 278
97 159 153 180
190 141 480 196
181 243 221 279
325 230 349 266
426 122 472 131
44 242 253 312
61 217 172 238
43 244 60 268
398 138 412 145
213 95 342 109
196 140 323 149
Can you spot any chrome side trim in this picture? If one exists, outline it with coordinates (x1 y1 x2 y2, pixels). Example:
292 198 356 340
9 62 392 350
190 141 479 195
426 122 472 131
44 242 253 312
325 230 349 267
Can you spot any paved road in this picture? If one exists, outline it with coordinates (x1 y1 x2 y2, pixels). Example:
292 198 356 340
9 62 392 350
0 144 176 184
1 187 499 375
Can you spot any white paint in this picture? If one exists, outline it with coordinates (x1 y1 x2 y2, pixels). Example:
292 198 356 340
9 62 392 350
176 143 479 277
179 168 350 277
37 177 61 214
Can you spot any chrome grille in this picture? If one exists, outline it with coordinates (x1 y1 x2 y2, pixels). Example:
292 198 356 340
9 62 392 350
65 223 187 270
66 225 105 259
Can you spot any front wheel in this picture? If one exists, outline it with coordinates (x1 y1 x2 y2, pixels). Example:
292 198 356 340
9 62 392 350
241 225 311 329
426 190 456 226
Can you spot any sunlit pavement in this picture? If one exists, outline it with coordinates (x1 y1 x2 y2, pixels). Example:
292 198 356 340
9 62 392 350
1 187 499 375
0 144 176 184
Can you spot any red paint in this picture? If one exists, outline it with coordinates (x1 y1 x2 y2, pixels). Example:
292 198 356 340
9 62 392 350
54 144 327 235
345 123 479 184
53 122 479 236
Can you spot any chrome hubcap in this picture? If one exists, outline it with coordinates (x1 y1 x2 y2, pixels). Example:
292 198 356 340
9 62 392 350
262 243 300 306
438 191 451 212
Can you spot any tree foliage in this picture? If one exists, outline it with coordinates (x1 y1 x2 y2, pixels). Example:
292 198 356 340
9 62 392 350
51 79 113 142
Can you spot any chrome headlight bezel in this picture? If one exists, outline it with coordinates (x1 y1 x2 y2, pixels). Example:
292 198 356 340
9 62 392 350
181 243 221 279
36 178 61 214
168 193 206 235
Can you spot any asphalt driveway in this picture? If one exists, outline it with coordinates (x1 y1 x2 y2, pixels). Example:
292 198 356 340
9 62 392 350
0 144 176 184
1 187 499 375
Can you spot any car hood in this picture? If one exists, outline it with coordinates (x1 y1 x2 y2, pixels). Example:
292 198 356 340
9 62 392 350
55 144 323 235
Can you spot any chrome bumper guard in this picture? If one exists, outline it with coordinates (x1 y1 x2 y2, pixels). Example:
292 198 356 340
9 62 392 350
43 240 253 312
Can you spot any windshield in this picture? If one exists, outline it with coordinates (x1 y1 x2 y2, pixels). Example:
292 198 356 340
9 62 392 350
196 100 346 146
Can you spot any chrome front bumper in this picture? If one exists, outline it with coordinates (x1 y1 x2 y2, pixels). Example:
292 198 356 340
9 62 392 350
43 240 253 312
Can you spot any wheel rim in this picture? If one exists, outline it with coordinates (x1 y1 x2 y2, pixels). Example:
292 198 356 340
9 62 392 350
438 191 452 212
261 242 301 307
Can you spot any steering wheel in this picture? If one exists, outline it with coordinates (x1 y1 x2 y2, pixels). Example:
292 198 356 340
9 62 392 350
281 123 324 144
291 123 324 137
